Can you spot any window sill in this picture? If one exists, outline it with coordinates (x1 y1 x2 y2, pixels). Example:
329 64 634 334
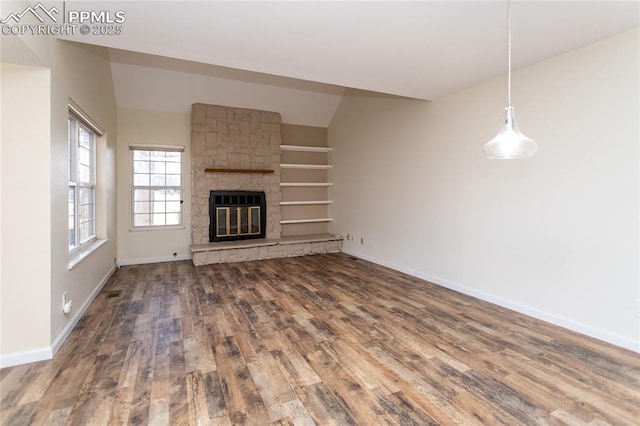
129 226 185 232
68 238 108 270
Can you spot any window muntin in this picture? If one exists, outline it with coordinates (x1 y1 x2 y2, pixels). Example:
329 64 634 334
131 149 183 228
68 114 96 253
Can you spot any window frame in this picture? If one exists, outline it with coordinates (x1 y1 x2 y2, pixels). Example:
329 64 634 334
68 112 97 255
130 146 184 230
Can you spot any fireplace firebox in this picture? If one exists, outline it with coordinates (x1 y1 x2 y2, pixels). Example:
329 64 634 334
209 191 266 242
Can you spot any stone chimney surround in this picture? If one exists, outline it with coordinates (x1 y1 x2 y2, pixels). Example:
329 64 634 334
189 103 342 266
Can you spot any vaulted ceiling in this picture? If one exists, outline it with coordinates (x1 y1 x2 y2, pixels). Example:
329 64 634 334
52 1 639 125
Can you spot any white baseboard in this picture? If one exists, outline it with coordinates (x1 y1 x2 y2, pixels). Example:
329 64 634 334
0 347 52 369
51 264 117 355
0 265 117 369
343 249 639 354
117 254 192 266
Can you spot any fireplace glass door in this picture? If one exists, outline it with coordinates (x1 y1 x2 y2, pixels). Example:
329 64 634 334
216 206 261 238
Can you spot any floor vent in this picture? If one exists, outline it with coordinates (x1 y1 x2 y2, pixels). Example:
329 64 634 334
349 256 360 261
107 290 122 298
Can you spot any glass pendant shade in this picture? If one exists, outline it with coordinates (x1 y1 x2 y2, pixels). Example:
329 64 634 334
484 0 537 159
483 105 537 159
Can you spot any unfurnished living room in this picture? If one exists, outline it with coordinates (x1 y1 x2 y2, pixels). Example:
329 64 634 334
1 1 639 424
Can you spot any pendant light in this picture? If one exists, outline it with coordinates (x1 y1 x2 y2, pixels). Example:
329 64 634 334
483 0 537 159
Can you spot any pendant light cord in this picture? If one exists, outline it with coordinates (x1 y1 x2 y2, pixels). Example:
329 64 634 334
507 0 512 107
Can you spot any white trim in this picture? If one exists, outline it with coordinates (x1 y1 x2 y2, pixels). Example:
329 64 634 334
52 265 117 355
128 143 184 152
280 200 333 206
280 164 332 169
117 254 192 266
0 347 52 369
342 248 640 354
68 114 98 254
280 218 333 224
68 238 108 270
128 225 186 232
130 149 184 229
0 264 117 368
279 145 332 153
69 99 104 135
280 182 332 187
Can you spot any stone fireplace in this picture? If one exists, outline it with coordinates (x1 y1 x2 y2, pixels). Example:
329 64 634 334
190 103 281 246
189 103 342 265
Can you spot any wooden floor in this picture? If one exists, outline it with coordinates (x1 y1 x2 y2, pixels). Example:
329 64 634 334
2 254 639 425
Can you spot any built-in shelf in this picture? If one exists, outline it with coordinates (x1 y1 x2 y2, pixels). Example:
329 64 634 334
280 218 333 224
280 143 332 229
280 182 333 187
205 168 274 174
279 200 333 206
280 163 332 170
280 145 332 153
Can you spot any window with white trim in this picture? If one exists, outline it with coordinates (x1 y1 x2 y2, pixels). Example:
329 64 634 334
68 113 97 253
131 147 183 228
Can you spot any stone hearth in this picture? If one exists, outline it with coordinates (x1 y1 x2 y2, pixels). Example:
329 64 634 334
191 234 343 266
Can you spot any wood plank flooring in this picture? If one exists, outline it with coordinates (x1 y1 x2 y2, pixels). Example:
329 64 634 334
2 253 639 425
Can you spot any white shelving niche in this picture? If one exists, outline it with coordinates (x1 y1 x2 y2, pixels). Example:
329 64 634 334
279 144 333 233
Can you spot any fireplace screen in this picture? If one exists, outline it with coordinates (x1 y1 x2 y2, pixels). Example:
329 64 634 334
216 206 261 237
209 191 266 242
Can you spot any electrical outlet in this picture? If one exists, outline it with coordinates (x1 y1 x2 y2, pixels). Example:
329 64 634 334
62 292 72 314
360 237 364 245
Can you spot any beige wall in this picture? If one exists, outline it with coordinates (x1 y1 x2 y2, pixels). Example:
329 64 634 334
50 42 118 349
117 112 333 262
1 64 52 357
0 39 118 366
117 108 192 264
329 28 640 351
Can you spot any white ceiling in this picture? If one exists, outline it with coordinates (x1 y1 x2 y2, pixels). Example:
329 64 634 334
49 1 640 125
58 1 639 100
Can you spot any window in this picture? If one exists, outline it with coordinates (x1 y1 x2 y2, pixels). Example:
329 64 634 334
68 113 97 253
131 147 183 228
